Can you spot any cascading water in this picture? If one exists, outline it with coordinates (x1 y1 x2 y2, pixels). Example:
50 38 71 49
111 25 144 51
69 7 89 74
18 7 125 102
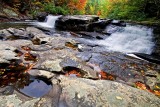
96 24 155 54
37 15 61 28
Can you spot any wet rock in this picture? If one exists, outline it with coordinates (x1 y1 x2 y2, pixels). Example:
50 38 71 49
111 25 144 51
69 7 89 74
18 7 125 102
88 19 112 32
77 31 109 40
153 26 160 55
134 53 160 64
103 24 123 34
55 15 99 31
58 76 160 107
0 86 14 95
89 53 107 64
36 12 48 22
111 20 126 26
76 52 92 62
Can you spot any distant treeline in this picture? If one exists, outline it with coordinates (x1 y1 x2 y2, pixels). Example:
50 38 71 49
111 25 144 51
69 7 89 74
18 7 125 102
1 0 160 20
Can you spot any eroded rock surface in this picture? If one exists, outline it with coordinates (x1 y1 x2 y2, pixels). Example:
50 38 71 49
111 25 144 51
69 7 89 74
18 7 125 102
0 24 160 106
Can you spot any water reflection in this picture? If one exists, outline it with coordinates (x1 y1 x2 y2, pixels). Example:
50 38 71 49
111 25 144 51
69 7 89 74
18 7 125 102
20 76 52 98
0 62 52 97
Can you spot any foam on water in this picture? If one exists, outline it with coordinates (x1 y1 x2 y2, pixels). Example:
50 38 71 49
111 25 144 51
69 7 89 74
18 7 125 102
96 25 155 54
37 15 61 28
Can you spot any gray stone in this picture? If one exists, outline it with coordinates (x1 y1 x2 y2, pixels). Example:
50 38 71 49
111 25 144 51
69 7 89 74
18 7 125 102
26 27 45 36
57 76 160 107
0 24 160 107
76 52 92 62
55 15 99 31
28 69 55 79
0 94 39 107
41 59 62 72
60 58 79 68
0 43 19 63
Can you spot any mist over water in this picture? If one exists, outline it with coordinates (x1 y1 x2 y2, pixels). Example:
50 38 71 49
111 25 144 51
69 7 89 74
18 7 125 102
96 25 155 54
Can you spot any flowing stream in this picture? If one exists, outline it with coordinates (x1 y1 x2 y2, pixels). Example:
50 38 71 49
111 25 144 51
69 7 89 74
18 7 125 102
36 15 61 28
0 15 158 98
35 15 155 54
95 24 155 54
0 15 155 55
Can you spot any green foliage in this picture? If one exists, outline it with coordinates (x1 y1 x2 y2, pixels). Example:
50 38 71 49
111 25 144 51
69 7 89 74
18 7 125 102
29 10 39 18
106 0 147 20
1 0 160 21
43 3 69 15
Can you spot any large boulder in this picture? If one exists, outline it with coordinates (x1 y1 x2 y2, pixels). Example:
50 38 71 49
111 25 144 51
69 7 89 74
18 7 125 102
55 15 99 31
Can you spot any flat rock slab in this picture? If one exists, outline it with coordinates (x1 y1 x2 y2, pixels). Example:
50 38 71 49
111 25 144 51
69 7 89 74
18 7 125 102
1 76 159 107
57 76 160 107
0 94 40 107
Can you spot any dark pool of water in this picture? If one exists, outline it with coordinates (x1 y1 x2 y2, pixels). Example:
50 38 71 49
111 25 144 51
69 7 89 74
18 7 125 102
0 61 52 98
19 76 52 98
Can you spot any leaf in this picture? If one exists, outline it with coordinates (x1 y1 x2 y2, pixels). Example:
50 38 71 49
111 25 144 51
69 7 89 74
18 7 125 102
116 96 123 100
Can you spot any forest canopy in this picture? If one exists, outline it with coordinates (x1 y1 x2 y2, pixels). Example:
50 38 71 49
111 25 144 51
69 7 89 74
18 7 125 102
1 0 160 21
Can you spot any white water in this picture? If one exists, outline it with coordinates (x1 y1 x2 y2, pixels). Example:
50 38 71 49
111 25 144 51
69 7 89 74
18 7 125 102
37 15 61 28
96 25 155 54
36 16 154 54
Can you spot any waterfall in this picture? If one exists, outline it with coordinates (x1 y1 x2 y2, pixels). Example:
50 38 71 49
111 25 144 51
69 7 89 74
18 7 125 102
96 24 155 54
37 15 61 28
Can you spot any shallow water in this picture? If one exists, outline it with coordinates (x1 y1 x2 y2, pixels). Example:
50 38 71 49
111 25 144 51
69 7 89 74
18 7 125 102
19 76 52 98
0 21 36 30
